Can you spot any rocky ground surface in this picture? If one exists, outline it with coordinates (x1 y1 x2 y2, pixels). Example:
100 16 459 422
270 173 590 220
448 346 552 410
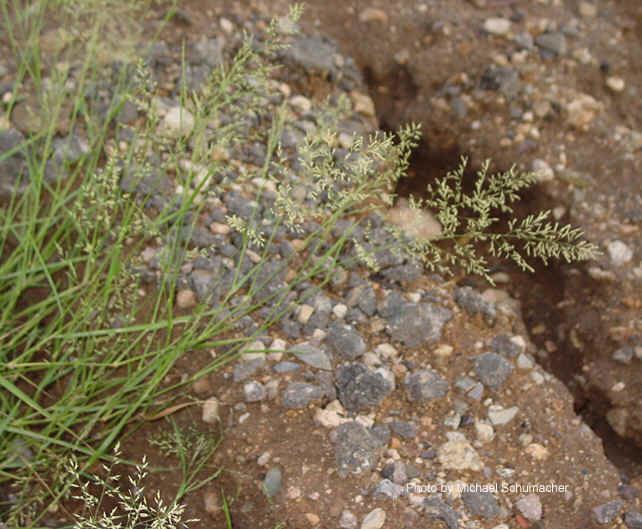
1 1 641 529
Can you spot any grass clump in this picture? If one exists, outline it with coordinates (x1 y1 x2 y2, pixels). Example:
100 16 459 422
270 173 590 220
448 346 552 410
0 1 599 527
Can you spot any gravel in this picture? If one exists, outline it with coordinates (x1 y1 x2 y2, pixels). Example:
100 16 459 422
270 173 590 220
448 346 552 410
281 382 324 409
263 466 282 497
373 478 405 499
243 380 267 402
405 368 449 402
201 397 220 424
516 494 543 521
335 363 393 412
473 352 514 389
361 508 386 529
625 511 642 529
288 342 332 370
334 421 384 475
592 500 624 524
423 496 460 529
454 286 496 325
461 490 503 519
386 302 453 348
535 31 567 56
325 322 366 360
437 432 483 471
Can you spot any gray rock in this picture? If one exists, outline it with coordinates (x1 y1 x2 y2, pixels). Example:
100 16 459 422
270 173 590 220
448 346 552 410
455 376 484 400
288 343 332 370
334 421 384 475
454 286 496 325
282 36 338 76
374 479 405 499
592 500 623 525
262 467 282 497
233 358 266 382
272 361 301 373
423 496 460 529
516 494 542 521
535 31 567 56
0 128 27 196
281 382 324 408
514 31 534 50
386 302 452 348
326 322 366 360
625 511 642 529
474 352 513 389
613 346 634 365
405 369 449 402
340 510 358 529
479 66 520 99
390 420 417 439
381 460 407 484
336 363 393 412
358 286 377 316
193 37 224 68
461 490 502 519
491 334 525 358
370 423 391 446
244 381 267 402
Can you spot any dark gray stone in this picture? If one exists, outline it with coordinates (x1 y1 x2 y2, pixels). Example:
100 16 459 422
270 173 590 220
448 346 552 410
283 36 338 76
262 467 282 497
592 500 623 525
491 334 524 358
454 286 496 325
0 128 27 196
288 343 332 370
455 376 484 400
326 322 366 360
535 31 567 56
390 420 417 439
474 352 513 389
423 496 460 529
386 302 453 348
336 363 393 412
281 382 324 409
374 479 405 499
461 490 502 519
244 380 267 402
405 369 449 402
479 66 520 99
381 460 407 484
233 357 266 382
625 511 642 529
334 421 384 475
613 346 634 365
358 286 377 316
273 361 301 373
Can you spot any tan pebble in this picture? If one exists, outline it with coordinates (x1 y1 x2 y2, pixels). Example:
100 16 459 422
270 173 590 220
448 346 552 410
176 289 197 309
203 491 220 513
359 7 388 24
606 76 625 93
210 222 230 235
297 304 314 324
578 2 597 17
350 91 376 117
192 376 211 395
525 443 549 460
202 397 220 424
305 513 320 525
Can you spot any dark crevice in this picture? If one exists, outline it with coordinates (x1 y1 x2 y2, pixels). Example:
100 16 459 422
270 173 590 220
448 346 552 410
362 66 642 480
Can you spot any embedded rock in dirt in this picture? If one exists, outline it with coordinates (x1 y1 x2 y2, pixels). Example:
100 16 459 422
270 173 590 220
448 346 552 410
335 363 393 412
385 301 452 348
334 421 385 476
